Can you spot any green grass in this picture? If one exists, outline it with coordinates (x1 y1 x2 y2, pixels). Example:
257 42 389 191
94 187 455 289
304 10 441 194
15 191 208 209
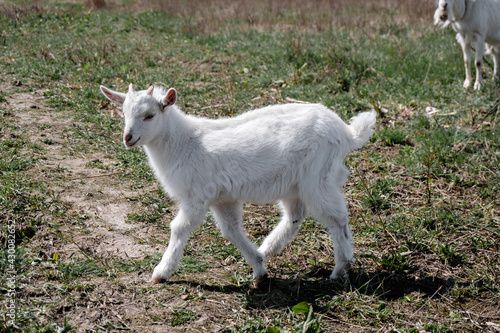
0 0 499 332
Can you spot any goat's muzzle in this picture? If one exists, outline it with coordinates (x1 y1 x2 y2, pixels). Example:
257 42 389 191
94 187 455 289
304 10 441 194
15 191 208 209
124 133 140 147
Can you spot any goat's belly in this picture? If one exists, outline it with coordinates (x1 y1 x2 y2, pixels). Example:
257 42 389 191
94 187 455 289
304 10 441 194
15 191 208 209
212 170 299 205
486 35 500 47
241 181 297 205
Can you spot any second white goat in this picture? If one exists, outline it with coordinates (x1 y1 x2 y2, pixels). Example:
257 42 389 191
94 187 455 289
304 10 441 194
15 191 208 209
100 84 376 283
434 0 500 90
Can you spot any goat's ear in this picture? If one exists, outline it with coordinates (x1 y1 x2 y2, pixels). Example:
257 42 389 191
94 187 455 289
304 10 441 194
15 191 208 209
100 85 126 105
161 88 177 110
147 85 154 95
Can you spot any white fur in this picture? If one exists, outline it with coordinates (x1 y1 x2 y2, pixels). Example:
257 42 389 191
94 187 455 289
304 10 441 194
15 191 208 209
100 84 376 282
434 0 500 89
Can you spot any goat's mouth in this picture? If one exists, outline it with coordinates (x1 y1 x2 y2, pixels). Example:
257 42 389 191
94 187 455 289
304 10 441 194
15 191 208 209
125 137 141 147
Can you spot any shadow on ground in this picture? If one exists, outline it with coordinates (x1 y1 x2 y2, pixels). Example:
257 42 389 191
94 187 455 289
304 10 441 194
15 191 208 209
169 267 457 310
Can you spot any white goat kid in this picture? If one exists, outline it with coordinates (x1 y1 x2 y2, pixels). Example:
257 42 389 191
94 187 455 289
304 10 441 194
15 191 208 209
434 0 500 90
100 84 376 283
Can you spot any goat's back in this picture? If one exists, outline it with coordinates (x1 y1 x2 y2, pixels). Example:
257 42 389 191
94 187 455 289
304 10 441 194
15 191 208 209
180 103 357 203
452 0 500 45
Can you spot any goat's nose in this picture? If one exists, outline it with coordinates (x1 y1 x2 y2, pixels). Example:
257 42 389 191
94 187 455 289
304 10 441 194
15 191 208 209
124 133 133 143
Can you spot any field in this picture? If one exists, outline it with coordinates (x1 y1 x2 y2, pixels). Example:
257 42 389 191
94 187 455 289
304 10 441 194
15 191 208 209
1 0 499 331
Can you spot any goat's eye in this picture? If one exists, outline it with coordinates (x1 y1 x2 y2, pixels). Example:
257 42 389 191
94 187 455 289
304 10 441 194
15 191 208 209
144 114 155 121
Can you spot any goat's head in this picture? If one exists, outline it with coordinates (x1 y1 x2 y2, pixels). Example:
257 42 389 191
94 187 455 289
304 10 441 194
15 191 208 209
436 0 451 11
434 0 454 25
100 84 177 148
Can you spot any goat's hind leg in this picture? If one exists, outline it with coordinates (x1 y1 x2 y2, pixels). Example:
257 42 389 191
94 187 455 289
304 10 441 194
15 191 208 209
309 192 354 280
328 220 354 279
457 34 473 88
211 202 267 279
258 197 307 260
152 205 206 283
490 45 500 78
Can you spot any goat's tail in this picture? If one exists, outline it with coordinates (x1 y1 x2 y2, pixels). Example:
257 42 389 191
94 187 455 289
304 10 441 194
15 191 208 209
347 110 376 151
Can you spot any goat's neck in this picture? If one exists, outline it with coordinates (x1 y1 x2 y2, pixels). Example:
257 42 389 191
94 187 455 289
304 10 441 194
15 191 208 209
451 0 467 22
143 106 197 168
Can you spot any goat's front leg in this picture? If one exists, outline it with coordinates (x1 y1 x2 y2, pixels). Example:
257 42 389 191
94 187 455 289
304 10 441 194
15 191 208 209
462 41 473 89
151 205 206 283
473 37 486 90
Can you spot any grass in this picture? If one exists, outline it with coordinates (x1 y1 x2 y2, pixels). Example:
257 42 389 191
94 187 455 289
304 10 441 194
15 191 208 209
1 0 499 332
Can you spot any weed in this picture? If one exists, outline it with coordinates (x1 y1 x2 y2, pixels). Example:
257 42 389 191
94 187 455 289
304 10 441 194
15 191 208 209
291 302 321 333
170 307 198 326
56 258 110 282
377 128 409 146
378 252 412 274
404 237 431 254
178 257 208 274
438 243 464 267
228 319 268 333
127 211 162 224
85 159 108 170
362 179 397 211
30 321 74 333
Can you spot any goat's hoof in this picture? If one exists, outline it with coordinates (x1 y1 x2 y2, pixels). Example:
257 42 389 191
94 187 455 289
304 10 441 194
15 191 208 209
151 272 168 284
329 270 349 281
255 273 268 282
330 260 353 280
151 276 166 284
474 82 483 90
254 273 269 285
254 269 269 283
